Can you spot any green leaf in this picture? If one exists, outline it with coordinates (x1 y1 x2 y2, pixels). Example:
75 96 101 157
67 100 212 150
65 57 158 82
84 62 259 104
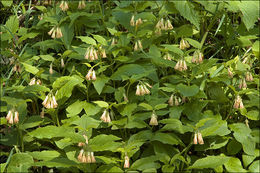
27 150 60 161
77 36 96 45
252 41 259 58
93 75 109 95
39 55 55 61
160 119 193 134
111 64 147 80
161 44 184 56
176 83 199 97
174 1 200 29
92 34 107 46
131 156 160 171
188 155 230 169
242 154 256 168
7 153 34 173
89 134 121 152
249 160 260 173
5 15 19 34
139 103 153 111
93 101 109 108
71 114 100 129
152 132 181 145
238 1 259 30
83 102 101 116
66 100 85 116
23 85 50 93
224 157 247 172
21 63 39 75
61 24 74 49
1 0 13 7
154 104 168 110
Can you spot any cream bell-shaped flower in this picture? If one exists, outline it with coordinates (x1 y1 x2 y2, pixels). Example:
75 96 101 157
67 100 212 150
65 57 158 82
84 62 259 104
149 112 158 126
124 155 130 168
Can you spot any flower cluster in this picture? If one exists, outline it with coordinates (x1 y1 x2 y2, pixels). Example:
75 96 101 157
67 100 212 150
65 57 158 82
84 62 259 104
78 0 86 9
233 95 244 109
179 39 190 50
163 53 172 61
59 1 69 11
42 93 58 109
134 40 143 51
77 135 96 163
13 63 21 73
130 15 143 27
100 109 111 123
238 78 247 89
174 59 187 71
78 150 96 163
168 94 180 106
149 111 158 126
6 110 19 124
155 18 173 35
48 26 63 39
136 82 152 96
84 46 106 61
29 77 42 85
193 132 204 145
86 69 96 81
245 72 253 81
192 51 204 64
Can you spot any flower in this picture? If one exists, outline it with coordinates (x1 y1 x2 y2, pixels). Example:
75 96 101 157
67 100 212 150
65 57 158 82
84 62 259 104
130 15 135 26
86 69 96 81
6 110 19 124
166 19 173 30
90 152 96 163
124 155 130 168
193 133 198 144
61 58 65 68
59 1 69 11
100 109 111 123
233 95 244 109
149 112 158 126
29 77 36 85
197 132 204 144
49 63 53 74
179 39 190 50
168 94 174 106
245 72 253 81
78 0 86 9
136 84 141 96
175 60 188 71
42 93 58 109
40 108 45 118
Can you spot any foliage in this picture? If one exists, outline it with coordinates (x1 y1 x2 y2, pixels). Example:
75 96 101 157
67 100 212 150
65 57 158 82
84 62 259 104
0 0 259 172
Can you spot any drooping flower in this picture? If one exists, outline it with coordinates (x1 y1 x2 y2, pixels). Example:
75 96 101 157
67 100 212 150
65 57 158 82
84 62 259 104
193 133 198 144
149 111 158 126
40 108 45 118
29 77 36 85
124 155 130 168
136 84 141 96
175 59 188 71
228 68 233 78
59 1 69 11
61 58 65 68
90 152 96 163
49 63 53 74
42 93 58 109
6 110 19 125
78 0 86 9
197 132 204 144
100 109 111 123
86 69 96 81
130 15 135 26
179 39 190 50
233 95 244 109
14 111 19 124
168 94 174 106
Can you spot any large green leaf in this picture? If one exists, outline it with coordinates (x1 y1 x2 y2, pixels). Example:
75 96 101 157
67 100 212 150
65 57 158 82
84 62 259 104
188 155 230 169
176 83 199 97
174 1 200 29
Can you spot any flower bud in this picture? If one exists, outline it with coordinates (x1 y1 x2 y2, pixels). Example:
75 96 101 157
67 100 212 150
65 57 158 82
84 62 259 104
6 110 12 122
102 49 107 58
138 40 142 49
143 85 150 94
86 152 92 163
198 52 203 63
130 15 135 26
166 19 173 30
49 63 53 74
61 58 64 68
60 1 69 11
86 69 92 81
85 48 89 60
134 42 138 51
175 97 179 106
78 149 84 162
56 27 63 38
78 0 86 9
140 84 145 96
42 95 49 106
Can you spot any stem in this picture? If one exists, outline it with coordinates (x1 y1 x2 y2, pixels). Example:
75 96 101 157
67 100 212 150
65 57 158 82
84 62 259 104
56 112 60 126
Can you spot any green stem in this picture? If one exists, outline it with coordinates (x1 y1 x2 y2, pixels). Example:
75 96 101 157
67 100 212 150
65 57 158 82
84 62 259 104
56 112 60 126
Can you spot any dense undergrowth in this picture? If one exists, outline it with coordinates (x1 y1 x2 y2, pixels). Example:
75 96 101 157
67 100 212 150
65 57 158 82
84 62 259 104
0 0 259 172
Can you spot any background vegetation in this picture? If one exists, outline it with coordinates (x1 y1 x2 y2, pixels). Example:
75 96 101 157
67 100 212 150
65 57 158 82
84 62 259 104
0 0 259 172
